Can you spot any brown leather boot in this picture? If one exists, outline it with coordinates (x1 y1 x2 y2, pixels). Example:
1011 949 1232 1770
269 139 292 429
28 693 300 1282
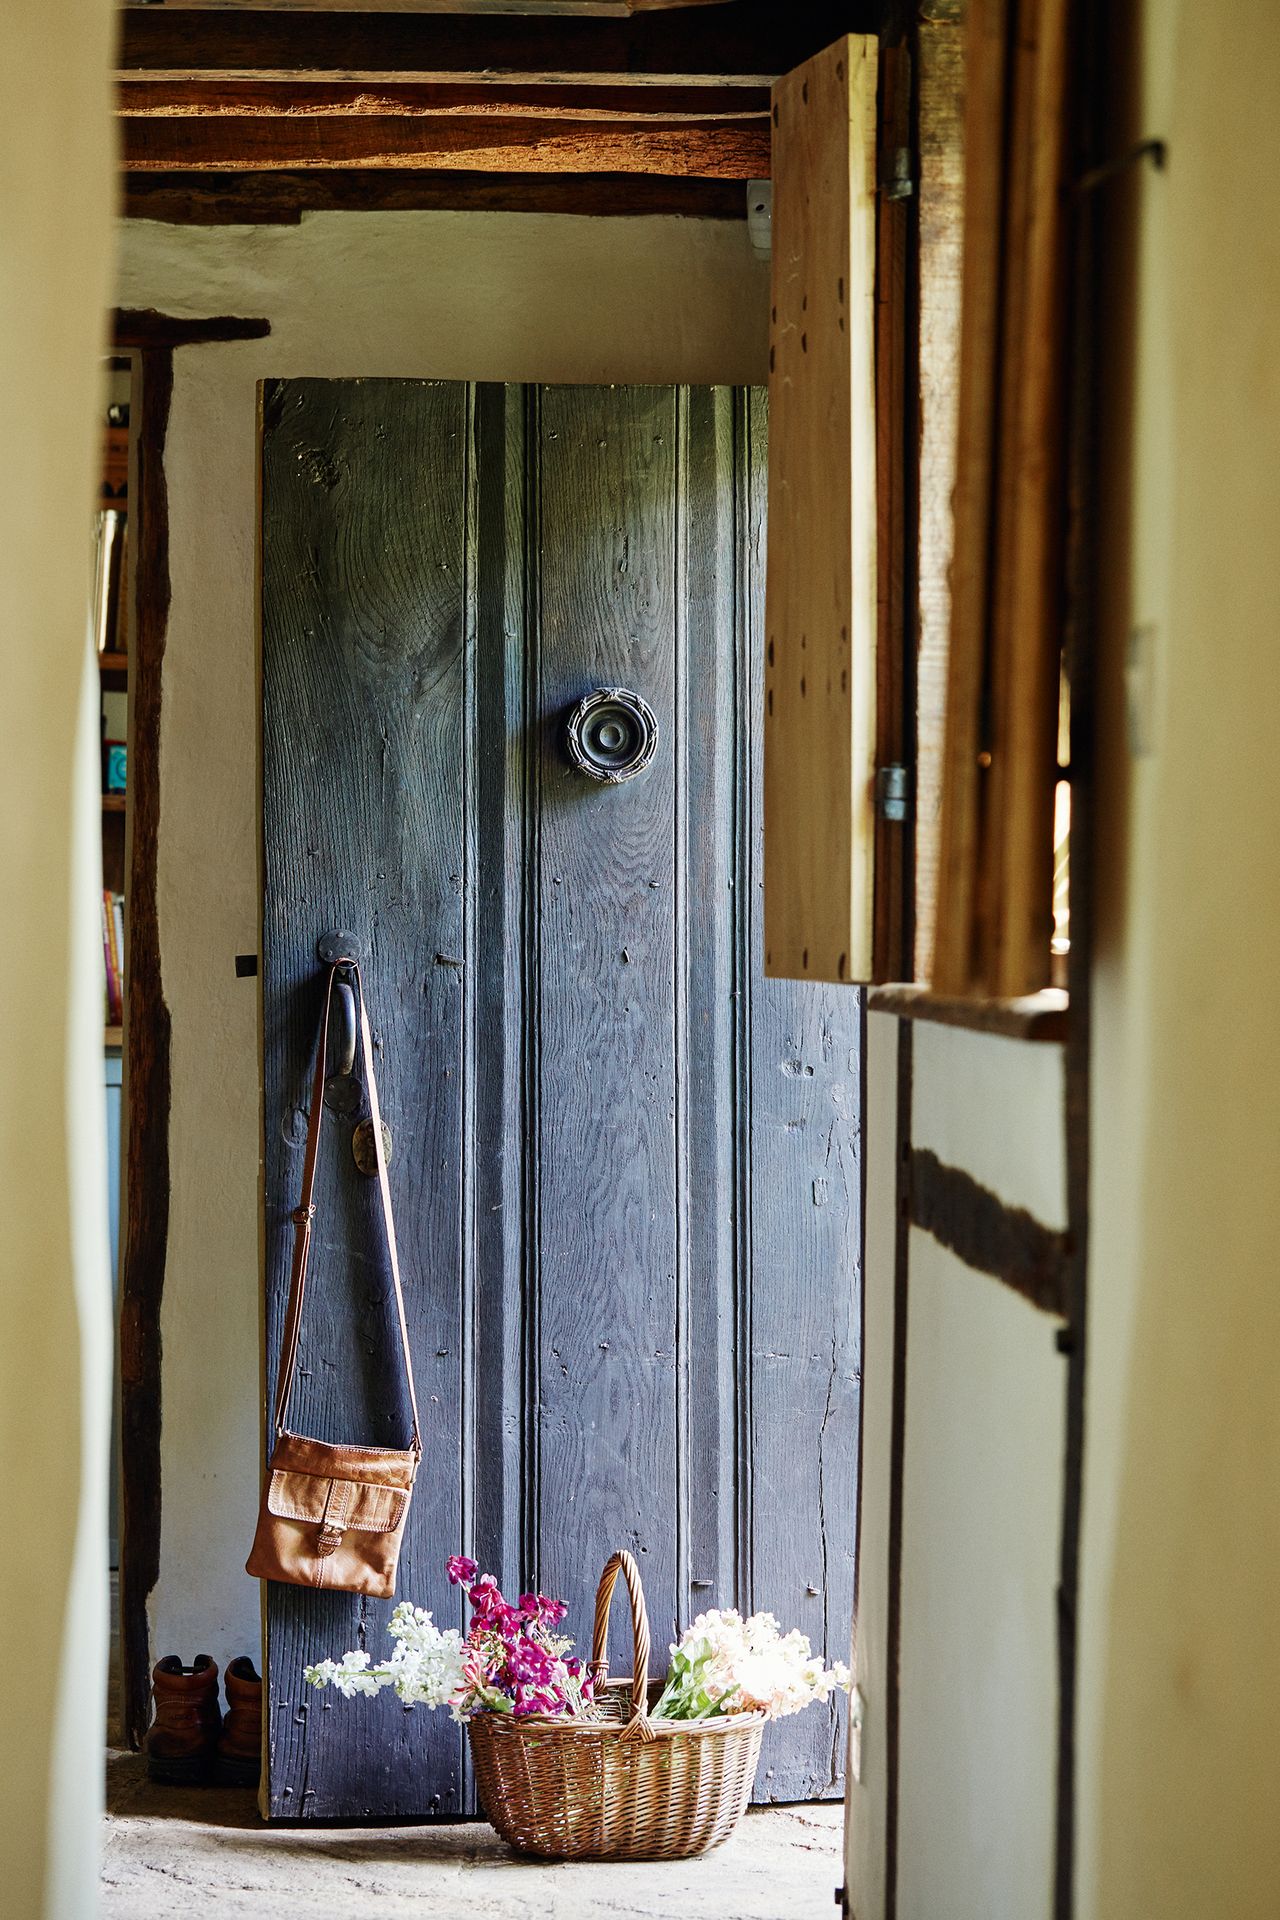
145 1656 221 1784
215 1656 262 1787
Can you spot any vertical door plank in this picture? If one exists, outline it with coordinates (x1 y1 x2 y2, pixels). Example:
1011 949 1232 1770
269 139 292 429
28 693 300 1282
469 381 533 1616
764 32 879 986
748 387 862 1799
261 378 470 1818
532 384 682 1653
680 385 746 1638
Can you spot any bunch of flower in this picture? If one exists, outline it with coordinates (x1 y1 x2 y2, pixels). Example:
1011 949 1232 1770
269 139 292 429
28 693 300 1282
304 1556 596 1724
442 1554 597 1720
651 1607 851 1723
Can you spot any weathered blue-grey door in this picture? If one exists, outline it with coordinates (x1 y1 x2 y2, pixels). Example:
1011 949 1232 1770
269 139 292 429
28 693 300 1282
260 380 860 1820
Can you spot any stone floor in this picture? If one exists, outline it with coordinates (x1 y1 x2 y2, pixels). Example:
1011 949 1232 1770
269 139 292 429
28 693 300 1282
103 1747 844 1920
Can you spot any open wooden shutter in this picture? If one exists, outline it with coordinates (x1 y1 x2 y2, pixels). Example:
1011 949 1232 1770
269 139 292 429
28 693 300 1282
764 34 879 986
931 0 1072 998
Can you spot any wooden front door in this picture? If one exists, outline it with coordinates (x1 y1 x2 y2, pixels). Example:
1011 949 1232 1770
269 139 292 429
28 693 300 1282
260 379 860 1819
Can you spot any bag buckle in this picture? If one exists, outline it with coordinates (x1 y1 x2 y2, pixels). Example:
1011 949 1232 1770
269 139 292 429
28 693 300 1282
315 1478 352 1557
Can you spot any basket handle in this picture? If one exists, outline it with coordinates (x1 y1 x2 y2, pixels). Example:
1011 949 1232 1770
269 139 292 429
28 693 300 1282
589 1550 653 1740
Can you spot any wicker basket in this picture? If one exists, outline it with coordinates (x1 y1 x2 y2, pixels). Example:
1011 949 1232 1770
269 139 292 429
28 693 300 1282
468 1549 765 1860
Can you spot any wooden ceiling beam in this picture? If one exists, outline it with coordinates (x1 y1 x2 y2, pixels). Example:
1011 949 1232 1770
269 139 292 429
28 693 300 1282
119 3 868 86
121 111 768 176
137 1 736 13
122 167 750 226
117 78 771 120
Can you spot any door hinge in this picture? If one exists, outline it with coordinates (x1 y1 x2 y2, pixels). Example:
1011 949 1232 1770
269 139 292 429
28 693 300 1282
882 146 916 201
747 180 772 257
886 147 917 202
876 763 911 823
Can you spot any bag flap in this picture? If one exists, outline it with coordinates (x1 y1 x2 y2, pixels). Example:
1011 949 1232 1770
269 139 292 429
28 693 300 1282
267 1468 408 1535
269 1429 418 1490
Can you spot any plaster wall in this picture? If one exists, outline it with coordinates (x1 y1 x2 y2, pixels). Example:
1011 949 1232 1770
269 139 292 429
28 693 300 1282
1078 1 1280 1913
0 5 116 1915
847 1016 1068 1920
113 209 769 1681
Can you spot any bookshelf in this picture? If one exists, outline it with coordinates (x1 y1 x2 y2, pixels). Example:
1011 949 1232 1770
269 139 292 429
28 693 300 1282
98 385 130 1052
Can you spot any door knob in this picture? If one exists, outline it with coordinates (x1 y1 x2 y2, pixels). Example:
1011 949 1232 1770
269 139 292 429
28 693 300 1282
565 688 659 783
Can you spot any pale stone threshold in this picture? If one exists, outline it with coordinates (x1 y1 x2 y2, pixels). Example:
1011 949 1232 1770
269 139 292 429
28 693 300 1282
104 1746 843 1920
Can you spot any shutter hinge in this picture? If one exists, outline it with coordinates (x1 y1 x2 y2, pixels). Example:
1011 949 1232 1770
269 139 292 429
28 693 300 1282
746 180 772 258
882 146 916 201
876 763 911 823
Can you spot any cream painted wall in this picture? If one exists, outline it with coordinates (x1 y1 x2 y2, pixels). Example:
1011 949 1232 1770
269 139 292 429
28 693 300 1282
1079 2 1280 1914
899 1232 1063 1920
113 210 768 1681
1 5 116 1917
846 1015 1068 1920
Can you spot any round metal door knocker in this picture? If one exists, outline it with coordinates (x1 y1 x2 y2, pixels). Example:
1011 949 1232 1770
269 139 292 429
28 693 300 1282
565 687 659 784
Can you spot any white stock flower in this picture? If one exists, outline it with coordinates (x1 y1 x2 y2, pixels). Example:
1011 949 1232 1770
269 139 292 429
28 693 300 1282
305 1608 467 1710
655 1604 852 1723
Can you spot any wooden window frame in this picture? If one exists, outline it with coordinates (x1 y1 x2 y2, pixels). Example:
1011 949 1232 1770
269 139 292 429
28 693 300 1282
871 0 1075 1042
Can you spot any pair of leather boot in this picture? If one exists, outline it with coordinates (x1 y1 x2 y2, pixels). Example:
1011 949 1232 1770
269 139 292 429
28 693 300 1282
145 1654 261 1786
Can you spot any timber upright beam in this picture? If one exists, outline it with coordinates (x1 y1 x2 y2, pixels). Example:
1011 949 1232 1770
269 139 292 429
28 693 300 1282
764 35 879 985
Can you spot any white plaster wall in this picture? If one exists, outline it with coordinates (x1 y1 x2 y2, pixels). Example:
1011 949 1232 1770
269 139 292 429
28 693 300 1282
114 210 768 1680
898 1232 1064 1920
911 1023 1067 1228
845 1012 1067 1920
1 5 116 1915
1079 2 1280 1913
846 1015 1068 1920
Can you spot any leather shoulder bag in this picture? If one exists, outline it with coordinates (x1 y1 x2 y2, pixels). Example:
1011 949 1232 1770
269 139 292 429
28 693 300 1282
246 960 421 1597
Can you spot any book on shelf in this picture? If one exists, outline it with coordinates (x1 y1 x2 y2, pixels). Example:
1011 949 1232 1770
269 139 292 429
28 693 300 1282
92 507 128 658
102 889 125 1028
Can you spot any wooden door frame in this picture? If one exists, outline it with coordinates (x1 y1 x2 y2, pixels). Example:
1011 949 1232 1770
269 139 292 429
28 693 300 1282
113 308 270 1748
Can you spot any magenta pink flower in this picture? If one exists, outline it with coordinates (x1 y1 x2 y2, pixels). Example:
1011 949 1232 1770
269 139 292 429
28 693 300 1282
440 1556 590 1721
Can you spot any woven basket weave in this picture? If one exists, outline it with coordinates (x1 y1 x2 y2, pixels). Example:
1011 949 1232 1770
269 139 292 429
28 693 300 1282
468 1549 765 1860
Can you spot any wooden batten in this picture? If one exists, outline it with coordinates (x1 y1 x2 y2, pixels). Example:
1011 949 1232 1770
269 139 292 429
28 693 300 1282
913 15 965 985
993 0 1070 993
763 34 878 985
932 0 1008 997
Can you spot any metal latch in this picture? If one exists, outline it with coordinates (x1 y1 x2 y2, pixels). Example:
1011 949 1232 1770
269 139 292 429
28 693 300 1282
876 764 911 823
882 146 915 201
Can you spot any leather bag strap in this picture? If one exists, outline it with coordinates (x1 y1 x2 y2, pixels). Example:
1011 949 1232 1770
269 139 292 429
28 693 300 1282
272 961 422 1455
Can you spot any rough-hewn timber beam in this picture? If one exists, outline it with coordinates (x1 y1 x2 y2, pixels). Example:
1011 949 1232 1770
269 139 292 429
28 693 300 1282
121 110 768 175
117 78 771 119
119 3 871 85
121 167 750 225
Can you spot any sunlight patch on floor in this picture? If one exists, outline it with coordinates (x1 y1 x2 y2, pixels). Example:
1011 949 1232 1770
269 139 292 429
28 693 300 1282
104 1747 843 1920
